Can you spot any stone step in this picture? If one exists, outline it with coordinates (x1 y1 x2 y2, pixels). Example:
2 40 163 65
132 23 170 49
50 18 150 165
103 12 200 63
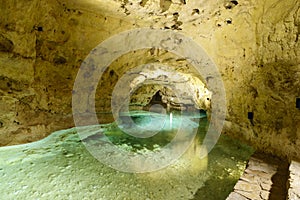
287 160 300 200
226 152 289 200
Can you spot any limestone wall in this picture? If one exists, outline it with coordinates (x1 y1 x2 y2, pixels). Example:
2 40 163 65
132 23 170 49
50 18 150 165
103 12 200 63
0 0 299 159
0 0 131 145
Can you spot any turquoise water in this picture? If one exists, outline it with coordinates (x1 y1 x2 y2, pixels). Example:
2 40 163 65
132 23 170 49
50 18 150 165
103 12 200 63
0 111 254 200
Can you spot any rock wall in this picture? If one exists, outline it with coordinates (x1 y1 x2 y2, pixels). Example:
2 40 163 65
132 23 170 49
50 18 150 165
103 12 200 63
0 0 299 159
0 0 132 145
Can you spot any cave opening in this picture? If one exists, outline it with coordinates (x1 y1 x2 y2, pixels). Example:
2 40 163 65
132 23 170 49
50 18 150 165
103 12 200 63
152 90 162 103
143 90 167 113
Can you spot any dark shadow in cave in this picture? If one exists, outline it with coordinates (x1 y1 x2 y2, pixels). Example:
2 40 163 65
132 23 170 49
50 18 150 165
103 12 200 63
143 90 167 113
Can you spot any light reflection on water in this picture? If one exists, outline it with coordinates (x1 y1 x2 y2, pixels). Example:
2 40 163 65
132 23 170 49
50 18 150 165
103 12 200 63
0 110 254 200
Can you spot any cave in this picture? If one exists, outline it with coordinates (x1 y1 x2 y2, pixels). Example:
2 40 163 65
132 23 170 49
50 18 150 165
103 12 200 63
0 0 300 199
147 91 165 108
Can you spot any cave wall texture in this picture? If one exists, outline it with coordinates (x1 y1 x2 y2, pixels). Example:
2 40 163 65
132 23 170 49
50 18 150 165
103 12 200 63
0 0 299 159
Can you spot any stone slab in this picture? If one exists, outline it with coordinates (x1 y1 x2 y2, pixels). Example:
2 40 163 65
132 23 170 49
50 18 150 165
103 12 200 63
287 160 300 200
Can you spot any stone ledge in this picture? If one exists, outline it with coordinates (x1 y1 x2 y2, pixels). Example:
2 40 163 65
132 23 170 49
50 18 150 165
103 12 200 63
287 160 300 200
227 153 289 200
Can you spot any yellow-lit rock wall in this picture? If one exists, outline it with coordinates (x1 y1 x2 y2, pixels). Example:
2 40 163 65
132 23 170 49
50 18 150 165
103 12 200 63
0 0 132 145
0 0 299 159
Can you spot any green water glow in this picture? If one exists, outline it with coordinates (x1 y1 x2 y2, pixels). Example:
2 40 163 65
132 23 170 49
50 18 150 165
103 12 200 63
0 111 254 200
